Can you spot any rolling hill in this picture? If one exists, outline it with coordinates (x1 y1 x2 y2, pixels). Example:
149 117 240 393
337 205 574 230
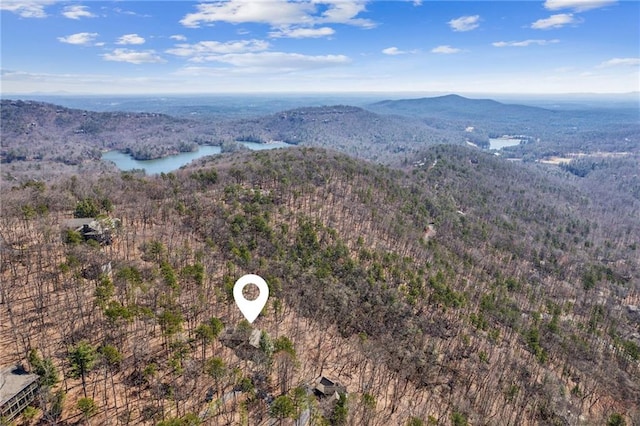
0 99 218 163
1 100 470 174
3 96 637 178
212 105 467 163
370 94 554 121
1 143 638 425
368 95 640 157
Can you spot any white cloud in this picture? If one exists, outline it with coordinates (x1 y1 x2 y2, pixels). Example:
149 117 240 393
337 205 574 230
431 45 462 54
448 15 480 32
269 26 335 38
316 0 375 28
0 0 55 18
170 35 187 41
382 47 416 55
166 39 270 61
62 5 96 20
382 47 402 55
57 32 99 46
113 7 151 18
194 51 350 71
492 39 560 47
597 57 640 68
544 0 617 12
531 13 578 29
180 0 313 27
116 34 146 45
180 0 374 29
102 49 166 64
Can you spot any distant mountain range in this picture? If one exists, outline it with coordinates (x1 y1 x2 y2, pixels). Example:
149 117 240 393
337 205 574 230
0 100 469 167
2 94 638 170
370 94 553 121
370 93 638 134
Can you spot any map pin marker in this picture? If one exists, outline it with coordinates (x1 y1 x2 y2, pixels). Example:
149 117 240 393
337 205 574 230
233 274 269 324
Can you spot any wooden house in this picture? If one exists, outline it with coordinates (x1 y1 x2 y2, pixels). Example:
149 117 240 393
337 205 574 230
0 364 39 422
315 376 346 398
61 217 116 245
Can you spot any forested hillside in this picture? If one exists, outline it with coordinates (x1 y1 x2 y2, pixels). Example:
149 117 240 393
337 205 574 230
3 97 638 181
0 100 221 163
370 95 640 160
0 99 469 177
1 145 638 425
210 106 466 163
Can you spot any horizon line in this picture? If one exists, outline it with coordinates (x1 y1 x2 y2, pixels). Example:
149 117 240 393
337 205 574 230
2 90 639 97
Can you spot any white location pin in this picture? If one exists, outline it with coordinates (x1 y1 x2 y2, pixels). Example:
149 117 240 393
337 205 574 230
233 274 269 323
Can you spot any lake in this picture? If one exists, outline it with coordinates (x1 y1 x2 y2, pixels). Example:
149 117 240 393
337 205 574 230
102 141 291 174
488 138 522 150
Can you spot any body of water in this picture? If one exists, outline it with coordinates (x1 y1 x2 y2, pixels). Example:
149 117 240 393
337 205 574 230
102 141 291 174
488 138 522 150
240 141 291 151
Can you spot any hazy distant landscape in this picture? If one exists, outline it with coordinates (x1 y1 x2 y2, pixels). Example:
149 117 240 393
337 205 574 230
3 93 638 175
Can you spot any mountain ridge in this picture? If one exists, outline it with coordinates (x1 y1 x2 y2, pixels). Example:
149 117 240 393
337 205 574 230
370 93 554 115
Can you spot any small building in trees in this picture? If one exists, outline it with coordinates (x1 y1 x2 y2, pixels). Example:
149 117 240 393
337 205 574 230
220 327 265 362
314 376 346 399
0 364 39 422
220 327 261 349
61 217 118 245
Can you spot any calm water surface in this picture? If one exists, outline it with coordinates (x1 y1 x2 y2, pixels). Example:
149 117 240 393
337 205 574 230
102 142 291 174
488 138 522 150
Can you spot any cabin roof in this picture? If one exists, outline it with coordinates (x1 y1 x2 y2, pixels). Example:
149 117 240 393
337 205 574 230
61 218 97 229
0 365 39 406
319 377 334 386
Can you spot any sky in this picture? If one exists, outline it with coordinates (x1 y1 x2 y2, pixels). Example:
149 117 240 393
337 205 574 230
1 0 639 95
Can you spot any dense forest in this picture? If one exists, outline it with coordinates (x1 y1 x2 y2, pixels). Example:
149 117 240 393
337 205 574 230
1 96 639 425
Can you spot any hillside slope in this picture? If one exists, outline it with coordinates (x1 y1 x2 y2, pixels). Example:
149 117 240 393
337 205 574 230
1 100 468 175
212 105 465 163
369 95 640 158
1 146 638 425
370 94 552 121
0 99 220 163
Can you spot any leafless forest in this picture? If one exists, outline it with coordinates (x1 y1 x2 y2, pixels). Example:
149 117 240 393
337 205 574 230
1 98 639 426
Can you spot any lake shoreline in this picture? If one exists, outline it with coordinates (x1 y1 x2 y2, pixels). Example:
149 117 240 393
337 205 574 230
102 141 292 174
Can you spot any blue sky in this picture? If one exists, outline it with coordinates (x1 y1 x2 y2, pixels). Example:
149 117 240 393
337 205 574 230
1 0 638 94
